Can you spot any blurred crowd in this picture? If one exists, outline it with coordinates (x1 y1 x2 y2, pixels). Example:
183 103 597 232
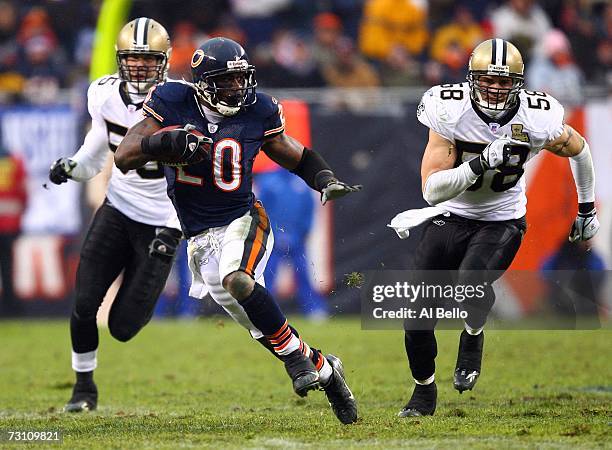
0 0 611 106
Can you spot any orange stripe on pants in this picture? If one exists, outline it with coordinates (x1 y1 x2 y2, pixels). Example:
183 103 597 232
244 203 269 275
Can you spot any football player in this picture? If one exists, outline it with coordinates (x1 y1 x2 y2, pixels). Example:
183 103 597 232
114 37 361 424
396 38 599 417
48 18 182 412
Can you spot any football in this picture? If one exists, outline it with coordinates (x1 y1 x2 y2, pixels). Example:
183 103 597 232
153 125 211 166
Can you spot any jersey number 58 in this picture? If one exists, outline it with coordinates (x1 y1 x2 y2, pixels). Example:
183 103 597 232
455 140 530 192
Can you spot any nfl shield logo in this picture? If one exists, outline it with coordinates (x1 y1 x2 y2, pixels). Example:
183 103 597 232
489 122 500 133
208 123 218 133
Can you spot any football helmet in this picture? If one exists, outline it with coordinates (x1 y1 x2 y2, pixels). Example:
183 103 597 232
191 37 257 116
467 38 524 115
116 18 171 94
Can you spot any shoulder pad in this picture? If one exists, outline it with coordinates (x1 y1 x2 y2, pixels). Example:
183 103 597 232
249 92 281 118
151 80 194 104
519 90 565 142
417 84 469 141
87 74 121 110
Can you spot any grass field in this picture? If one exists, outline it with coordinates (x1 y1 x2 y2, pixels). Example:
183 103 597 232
0 317 610 449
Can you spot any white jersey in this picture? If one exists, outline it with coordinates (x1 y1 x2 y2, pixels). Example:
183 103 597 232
417 82 565 220
70 74 177 227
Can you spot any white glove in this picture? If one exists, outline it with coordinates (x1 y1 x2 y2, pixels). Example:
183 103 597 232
321 180 362 205
569 208 600 242
480 137 511 170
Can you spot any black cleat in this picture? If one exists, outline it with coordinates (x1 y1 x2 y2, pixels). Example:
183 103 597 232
284 349 320 397
64 382 97 413
321 354 357 424
398 382 437 417
454 329 484 393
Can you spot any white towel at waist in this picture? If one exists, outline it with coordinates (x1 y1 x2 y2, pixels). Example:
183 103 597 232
388 206 450 239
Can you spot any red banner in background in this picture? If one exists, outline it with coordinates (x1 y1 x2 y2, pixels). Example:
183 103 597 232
508 107 595 312
252 99 312 174
0 106 81 314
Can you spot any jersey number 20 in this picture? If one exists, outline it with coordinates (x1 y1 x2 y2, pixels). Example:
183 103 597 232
176 138 242 191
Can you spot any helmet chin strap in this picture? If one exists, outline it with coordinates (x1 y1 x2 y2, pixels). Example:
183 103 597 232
215 103 241 116
200 90 241 117
474 91 508 119
199 100 224 124
477 103 506 119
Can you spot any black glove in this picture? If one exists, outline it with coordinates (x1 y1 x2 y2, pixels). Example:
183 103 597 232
142 124 212 164
320 179 362 205
49 158 76 184
149 228 183 259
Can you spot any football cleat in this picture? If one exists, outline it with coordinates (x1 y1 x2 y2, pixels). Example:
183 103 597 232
284 349 320 397
454 329 484 393
398 382 437 417
321 354 357 424
63 382 98 413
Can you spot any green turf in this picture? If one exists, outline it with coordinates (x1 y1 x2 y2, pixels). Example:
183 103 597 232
0 317 610 449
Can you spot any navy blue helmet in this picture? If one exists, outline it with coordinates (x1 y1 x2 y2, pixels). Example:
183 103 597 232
190 37 257 116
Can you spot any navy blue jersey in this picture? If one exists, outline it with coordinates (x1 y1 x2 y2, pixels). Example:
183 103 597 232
143 81 285 237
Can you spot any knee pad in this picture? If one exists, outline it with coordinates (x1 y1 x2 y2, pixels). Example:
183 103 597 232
108 318 142 342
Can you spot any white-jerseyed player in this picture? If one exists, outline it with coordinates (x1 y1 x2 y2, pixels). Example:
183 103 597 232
390 38 599 417
48 18 182 413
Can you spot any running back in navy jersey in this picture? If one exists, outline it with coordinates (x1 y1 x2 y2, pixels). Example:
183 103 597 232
143 80 285 237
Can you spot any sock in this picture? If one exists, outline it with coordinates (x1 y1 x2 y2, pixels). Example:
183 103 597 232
240 283 305 356
414 374 435 385
404 330 438 381
267 321 301 356
75 370 94 386
239 283 287 336
316 354 333 385
307 348 332 384
256 336 282 361
259 323 329 380
70 311 99 353
239 284 328 360
464 323 483 335
289 335 331 382
72 349 97 372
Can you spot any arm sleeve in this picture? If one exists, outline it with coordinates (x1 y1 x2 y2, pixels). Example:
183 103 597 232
569 142 595 204
423 160 481 206
70 84 111 181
